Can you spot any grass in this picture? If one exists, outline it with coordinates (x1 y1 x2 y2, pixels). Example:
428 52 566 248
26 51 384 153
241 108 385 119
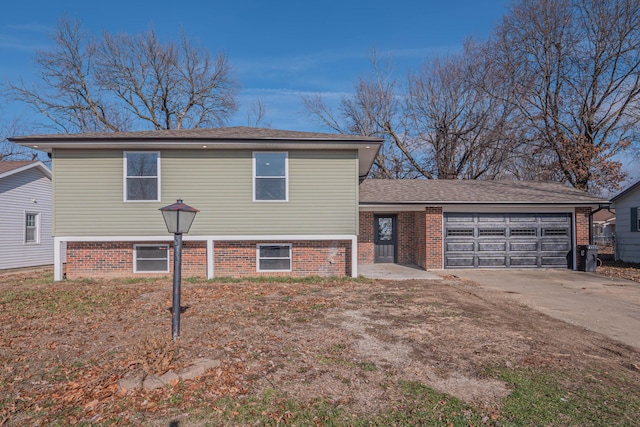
207 275 367 284
494 366 640 426
3 273 640 426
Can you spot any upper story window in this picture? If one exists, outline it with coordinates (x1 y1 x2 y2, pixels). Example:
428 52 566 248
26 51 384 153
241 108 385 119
124 152 160 201
253 152 288 201
25 212 39 243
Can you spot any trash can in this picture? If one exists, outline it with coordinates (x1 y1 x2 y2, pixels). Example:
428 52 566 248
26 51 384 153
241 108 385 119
577 245 599 272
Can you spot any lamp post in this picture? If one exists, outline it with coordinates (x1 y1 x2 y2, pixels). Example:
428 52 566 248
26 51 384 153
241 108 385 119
159 199 199 341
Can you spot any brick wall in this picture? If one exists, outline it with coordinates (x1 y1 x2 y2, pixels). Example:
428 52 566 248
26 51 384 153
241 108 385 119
575 207 592 246
66 241 207 279
424 207 443 269
215 240 350 277
358 211 374 264
358 209 443 270
413 210 427 269
66 239 351 279
397 212 415 264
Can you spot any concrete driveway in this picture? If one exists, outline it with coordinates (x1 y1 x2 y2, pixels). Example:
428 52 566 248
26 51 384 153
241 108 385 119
445 269 640 350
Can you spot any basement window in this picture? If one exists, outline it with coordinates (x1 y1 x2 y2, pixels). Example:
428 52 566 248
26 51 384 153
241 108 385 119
257 244 292 272
134 244 169 272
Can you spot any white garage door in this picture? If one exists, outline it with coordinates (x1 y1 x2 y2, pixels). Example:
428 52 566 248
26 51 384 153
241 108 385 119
444 213 572 268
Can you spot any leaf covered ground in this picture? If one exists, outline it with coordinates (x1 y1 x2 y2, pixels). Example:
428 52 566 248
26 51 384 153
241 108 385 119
1 269 639 426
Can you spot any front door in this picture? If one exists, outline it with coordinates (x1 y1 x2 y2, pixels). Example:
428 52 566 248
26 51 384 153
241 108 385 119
374 215 397 263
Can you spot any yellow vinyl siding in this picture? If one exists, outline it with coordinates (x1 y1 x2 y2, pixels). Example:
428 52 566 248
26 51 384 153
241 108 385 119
52 149 358 236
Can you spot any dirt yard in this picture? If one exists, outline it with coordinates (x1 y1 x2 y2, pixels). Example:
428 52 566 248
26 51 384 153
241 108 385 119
1 270 640 425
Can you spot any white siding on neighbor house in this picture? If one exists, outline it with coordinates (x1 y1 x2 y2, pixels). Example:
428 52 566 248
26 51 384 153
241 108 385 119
0 167 54 269
612 189 640 263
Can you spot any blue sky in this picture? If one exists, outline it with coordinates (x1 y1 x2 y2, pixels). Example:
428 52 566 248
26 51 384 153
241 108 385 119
0 0 510 132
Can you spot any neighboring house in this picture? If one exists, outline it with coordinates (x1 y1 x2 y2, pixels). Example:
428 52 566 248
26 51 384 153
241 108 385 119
10 127 607 280
592 209 615 247
0 161 54 270
611 181 640 263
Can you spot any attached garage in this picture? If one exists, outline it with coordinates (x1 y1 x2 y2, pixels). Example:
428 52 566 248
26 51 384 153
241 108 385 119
358 179 609 271
444 213 571 268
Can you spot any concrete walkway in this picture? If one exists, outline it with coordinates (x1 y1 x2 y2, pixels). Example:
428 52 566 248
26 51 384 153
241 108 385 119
445 269 640 350
358 263 442 280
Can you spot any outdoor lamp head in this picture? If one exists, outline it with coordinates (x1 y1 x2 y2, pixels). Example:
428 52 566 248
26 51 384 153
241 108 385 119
159 199 199 234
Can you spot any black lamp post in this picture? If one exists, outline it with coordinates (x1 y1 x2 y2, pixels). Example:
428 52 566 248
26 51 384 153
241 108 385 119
159 199 199 341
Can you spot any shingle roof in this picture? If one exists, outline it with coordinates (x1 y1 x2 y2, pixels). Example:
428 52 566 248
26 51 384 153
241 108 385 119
592 209 615 222
9 126 382 142
359 179 608 205
0 161 36 174
0 161 51 180
611 179 640 202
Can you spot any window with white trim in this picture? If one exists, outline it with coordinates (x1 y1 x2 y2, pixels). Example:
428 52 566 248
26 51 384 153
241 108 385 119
25 212 39 243
124 152 160 201
253 152 288 201
134 244 169 272
257 244 292 272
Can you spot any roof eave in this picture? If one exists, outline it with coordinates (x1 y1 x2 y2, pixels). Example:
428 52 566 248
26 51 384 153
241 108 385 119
359 201 608 206
0 161 51 180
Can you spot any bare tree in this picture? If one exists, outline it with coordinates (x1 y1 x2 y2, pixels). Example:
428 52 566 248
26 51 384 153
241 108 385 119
9 16 239 133
246 98 271 128
304 47 523 180
304 53 430 179
406 40 522 179
489 0 640 192
0 112 39 161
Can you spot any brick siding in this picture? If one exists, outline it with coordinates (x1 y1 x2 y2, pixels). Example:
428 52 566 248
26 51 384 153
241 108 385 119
358 212 374 264
575 207 591 246
214 240 350 277
66 240 350 279
413 210 427 269
397 212 415 264
66 241 207 279
358 208 442 270
424 207 443 269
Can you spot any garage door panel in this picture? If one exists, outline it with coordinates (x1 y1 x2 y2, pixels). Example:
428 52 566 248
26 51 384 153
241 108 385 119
478 242 506 251
446 256 475 267
509 216 537 222
446 215 475 223
541 215 570 222
444 212 571 269
541 256 568 266
446 242 474 252
541 241 570 251
478 257 507 267
478 215 506 223
510 256 539 266
510 241 538 251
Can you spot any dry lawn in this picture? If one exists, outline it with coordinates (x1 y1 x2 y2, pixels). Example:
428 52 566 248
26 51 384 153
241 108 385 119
1 268 639 426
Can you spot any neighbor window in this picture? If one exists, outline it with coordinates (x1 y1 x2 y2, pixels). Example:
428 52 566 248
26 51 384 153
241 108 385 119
25 212 39 243
634 207 640 232
253 152 288 201
134 245 169 272
124 152 160 201
257 244 292 272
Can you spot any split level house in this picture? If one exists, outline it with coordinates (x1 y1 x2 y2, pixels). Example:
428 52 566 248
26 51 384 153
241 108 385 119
0 161 54 270
10 127 608 281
